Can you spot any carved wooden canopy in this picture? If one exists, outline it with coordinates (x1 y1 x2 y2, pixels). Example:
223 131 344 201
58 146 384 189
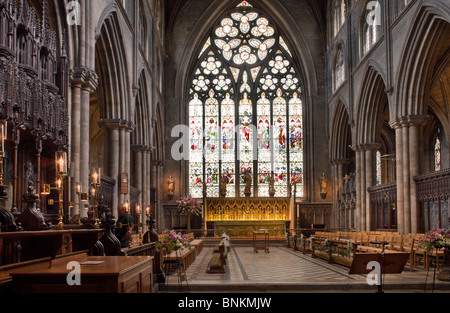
0 0 69 148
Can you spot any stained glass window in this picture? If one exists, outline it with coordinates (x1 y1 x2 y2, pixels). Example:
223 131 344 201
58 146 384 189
188 2 304 198
376 151 382 185
435 138 441 172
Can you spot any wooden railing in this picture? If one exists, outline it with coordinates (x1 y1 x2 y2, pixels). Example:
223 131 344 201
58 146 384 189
415 169 450 232
368 182 398 230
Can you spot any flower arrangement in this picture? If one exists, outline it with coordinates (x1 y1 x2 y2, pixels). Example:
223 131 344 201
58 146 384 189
155 230 190 254
321 239 331 250
177 195 202 217
420 229 450 251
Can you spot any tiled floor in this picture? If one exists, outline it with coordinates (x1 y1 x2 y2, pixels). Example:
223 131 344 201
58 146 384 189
164 242 450 293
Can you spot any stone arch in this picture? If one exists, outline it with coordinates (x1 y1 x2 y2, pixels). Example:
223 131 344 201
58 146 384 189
168 0 326 201
94 10 131 121
133 70 152 147
355 64 390 146
395 1 450 118
173 0 321 109
332 41 346 92
330 99 352 163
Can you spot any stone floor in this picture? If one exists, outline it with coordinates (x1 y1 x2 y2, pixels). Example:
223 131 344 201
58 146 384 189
163 241 450 293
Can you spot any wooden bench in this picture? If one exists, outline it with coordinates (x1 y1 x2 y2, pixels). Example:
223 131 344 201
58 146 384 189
207 244 226 274
164 247 197 271
185 232 204 256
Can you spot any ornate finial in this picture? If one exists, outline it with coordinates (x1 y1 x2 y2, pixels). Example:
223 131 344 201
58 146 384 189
42 0 48 28
61 29 67 58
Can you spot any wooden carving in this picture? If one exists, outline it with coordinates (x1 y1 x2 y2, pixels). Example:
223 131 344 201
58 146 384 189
17 181 50 231
98 204 124 256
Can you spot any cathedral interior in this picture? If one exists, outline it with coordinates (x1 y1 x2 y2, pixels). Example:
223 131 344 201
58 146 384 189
0 0 449 296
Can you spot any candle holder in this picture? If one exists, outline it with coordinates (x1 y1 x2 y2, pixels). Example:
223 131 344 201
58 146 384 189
0 120 8 199
51 151 67 229
55 151 68 177
43 178 65 229
136 204 142 243
117 201 134 229
74 182 83 225
88 169 102 228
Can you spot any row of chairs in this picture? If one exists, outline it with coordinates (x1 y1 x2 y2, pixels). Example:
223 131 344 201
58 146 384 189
313 231 446 271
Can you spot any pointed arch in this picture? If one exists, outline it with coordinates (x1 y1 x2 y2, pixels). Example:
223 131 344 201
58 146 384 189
395 1 450 118
355 65 390 146
133 70 152 147
95 10 131 121
330 99 352 161
185 1 307 198
174 0 319 107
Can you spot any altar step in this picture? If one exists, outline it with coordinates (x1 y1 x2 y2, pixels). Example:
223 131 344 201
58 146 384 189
162 245 450 294
202 238 287 247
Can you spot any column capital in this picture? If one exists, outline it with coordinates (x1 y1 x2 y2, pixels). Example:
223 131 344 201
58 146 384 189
331 159 351 166
70 67 99 92
98 119 135 132
389 115 432 129
131 145 155 153
407 115 433 127
389 117 408 129
360 143 382 152
350 143 381 152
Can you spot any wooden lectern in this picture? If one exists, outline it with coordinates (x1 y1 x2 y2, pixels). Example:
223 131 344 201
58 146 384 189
349 243 410 293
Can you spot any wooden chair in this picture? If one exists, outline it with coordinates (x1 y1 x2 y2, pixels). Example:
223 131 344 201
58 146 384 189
412 234 428 269
401 235 415 271
426 248 446 271
389 234 403 252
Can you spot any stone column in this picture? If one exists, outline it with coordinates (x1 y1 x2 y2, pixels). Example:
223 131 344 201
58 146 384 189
132 146 144 205
119 125 126 205
402 122 411 234
70 68 98 219
70 77 82 217
332 159 350 230
124 123 134 203
99 120 121 218
364 144 381 231
408 115 431 233
358 147 367 231
80 87 91 196
391 119 404 234
354 147 362 232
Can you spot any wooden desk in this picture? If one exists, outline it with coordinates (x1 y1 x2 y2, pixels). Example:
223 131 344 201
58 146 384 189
253 230 270 253
0 229 103 266
9 253 153 293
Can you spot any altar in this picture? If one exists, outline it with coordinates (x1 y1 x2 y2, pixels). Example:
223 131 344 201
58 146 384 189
214 220 287 238
206 197 293 238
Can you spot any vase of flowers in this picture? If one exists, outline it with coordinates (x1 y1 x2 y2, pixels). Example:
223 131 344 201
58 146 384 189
421 229 450 282
155 230 190 255
421 229 450 250
177 196 202 232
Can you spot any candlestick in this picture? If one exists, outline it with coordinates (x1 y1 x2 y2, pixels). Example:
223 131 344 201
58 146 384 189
0 120 6 155
0 120 7 196
76 182 82 194
55 151 68 176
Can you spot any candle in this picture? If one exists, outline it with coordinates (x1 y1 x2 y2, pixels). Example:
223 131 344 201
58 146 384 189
55 151 67 175
91 168 101 186
136 204 141 215
76 183 82 194
0 121 6 154
146 206 150 216
58 157 64 173
57 178 62 189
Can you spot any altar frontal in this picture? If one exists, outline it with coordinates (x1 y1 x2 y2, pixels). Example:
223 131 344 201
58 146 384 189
206 198 293 238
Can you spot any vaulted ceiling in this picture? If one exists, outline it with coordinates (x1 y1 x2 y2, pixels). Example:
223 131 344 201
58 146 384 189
164 0 327 36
